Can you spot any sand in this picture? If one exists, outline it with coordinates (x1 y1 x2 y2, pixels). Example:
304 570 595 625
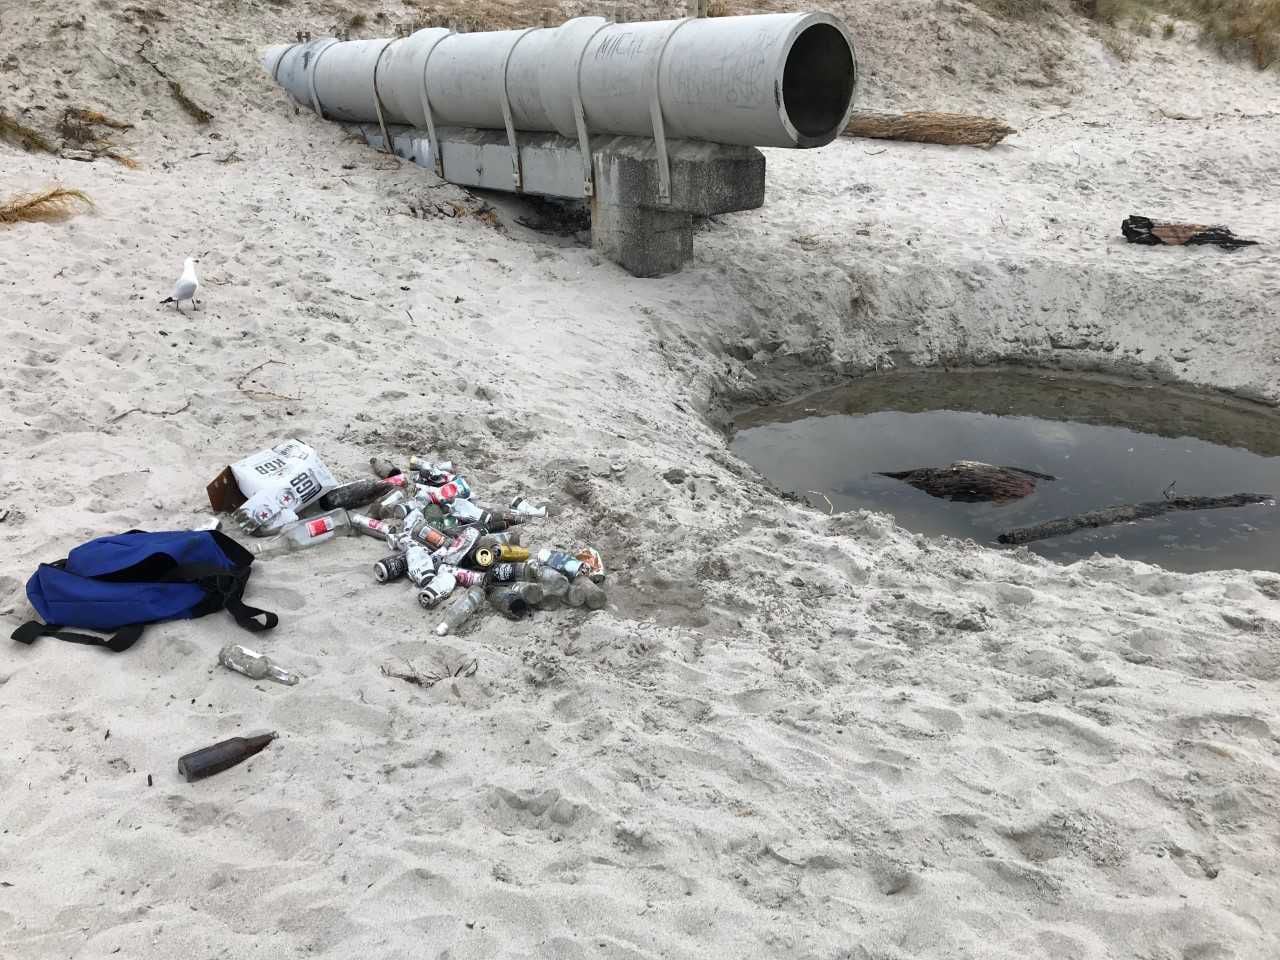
2 1 1278 958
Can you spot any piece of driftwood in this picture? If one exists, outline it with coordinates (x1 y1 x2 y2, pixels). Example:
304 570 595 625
879 460 1055 504
843 111 1014 147
1122 215 1258 249
997 493 1273 545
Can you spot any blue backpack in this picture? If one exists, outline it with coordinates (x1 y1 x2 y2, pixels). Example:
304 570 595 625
12 530 278 653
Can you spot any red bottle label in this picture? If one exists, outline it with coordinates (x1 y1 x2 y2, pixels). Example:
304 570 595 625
306 517 334 537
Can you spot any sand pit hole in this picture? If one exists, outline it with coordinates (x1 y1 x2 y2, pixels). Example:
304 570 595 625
731 370 1280 573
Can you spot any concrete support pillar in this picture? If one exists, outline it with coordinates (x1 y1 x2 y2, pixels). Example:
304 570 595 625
590 201 693 278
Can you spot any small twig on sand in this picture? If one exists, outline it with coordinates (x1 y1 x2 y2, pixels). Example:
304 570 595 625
405 309 414 322
235 359 301 402
382 658 478 689
808 490 835 515
109 398 191 423
215 150 242 164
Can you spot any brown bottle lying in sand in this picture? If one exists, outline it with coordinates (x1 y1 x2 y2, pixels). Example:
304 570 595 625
178 732 277 782
318 476 406 510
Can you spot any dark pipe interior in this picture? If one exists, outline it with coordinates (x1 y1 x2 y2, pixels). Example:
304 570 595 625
782 23 856 144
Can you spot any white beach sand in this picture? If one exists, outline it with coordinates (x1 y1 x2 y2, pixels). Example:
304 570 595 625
1 2 1278 957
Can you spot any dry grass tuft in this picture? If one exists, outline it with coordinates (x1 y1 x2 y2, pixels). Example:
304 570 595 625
0 187 94 225
348 12 368 29
707 0 732 16
1083 0 1278 68
103 150 141 169
0 110 56 153
56 107 139 166
975 0 1278 68
397 0 565 32
66 107 132 131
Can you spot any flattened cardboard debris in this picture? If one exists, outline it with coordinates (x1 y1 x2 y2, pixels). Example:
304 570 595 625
206 439 337 513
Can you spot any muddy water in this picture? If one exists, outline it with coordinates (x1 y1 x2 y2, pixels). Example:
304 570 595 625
732 371 1280 573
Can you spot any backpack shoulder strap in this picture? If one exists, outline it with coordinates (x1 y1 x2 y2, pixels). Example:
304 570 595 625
160 562 279 633
11 621 142 653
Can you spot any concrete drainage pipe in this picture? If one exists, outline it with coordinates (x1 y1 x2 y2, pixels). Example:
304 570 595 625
263 13 857 150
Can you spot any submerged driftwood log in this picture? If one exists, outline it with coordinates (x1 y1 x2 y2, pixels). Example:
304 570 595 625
879 460 1055 504
843 111 1015 147
998 493 1274 545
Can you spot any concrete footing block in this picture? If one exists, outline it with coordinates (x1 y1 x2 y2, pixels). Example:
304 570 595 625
590 201 693 278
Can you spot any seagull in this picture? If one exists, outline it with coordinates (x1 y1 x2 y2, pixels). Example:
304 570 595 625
160 257 200 311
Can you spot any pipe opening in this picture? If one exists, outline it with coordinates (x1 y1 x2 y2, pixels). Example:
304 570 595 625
782 23 855 144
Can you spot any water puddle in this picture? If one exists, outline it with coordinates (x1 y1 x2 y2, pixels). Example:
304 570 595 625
731 371 1280 573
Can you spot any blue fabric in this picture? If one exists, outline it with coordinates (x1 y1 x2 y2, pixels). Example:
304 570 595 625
25 531 239 631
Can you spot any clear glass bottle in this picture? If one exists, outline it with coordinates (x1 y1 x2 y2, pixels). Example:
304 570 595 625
524 561 570 599
252 508 351 557
218 643 299 685
566 576 607 610
435 585 487 636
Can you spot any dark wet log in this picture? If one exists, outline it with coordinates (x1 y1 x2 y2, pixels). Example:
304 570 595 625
879 460 1056 504
997 494 1274 546
1122 215 1258 249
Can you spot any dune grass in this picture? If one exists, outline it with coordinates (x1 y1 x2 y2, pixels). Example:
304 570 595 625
0 109 56 153
0 187 94 225
984 0 1280 67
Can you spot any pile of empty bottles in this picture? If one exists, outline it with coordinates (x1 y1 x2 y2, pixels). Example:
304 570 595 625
236 454 607 635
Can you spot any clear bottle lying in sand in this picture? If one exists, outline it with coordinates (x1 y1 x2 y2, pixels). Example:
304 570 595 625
524 561 571 599
566 576 607 610
435 585 487 636
218 643 299 685
252 508 352 557
489 582 545 620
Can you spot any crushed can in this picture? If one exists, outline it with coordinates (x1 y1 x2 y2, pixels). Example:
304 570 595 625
417 566 458 609
408 518 449 550
536 548 585 579
421 477 471 504
405 545 437 588
469 545 497 571
433 526 481 567
448 497 483 522
374 552 409 583
573 546 606 584
454 568 489 588
510 495 547 518
490 561 527 583
391 500 423 521
350 512 394 540
371 488 409 519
